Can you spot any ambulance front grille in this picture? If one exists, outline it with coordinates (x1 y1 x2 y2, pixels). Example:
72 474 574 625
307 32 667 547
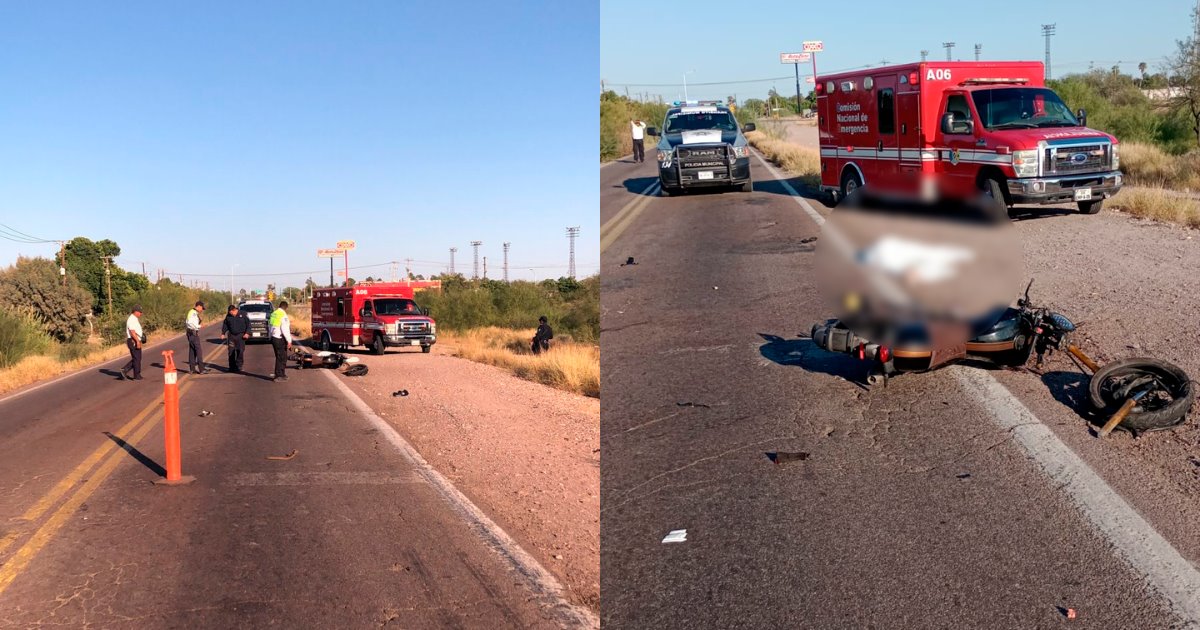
1046 144 1108 175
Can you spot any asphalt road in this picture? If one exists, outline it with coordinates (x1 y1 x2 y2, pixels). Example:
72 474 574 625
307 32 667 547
0 328 585 628
599 156 1197 628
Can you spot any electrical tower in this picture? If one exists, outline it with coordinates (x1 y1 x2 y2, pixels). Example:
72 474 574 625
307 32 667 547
566 227 580 279
405 258 413 280
1041 24 1056 79
483 256 488 280
920 49 928 62
974 44 981 61
470 241 482 279
502 242 510 282
449 247 457 275
390 261 399 282
942 42 955 61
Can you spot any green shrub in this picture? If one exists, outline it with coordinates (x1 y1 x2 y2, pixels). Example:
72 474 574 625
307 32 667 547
416 274 599 343
56 343 93 362
0 309 52 368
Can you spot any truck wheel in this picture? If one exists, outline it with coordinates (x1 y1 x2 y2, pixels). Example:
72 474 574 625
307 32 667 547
839 171 862 203
660 185 679 197
738 178 753 193
981 177 1011 222
1078 198 1104 214
421 345 432 354
370 333 385 355
318 331 331 352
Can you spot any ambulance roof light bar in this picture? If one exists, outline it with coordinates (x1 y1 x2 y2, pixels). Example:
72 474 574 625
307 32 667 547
671 99 724 107
958 78 1030 86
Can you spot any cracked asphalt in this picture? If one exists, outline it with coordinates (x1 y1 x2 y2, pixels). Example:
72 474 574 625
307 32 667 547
0 329 565 628
599 157 1194 628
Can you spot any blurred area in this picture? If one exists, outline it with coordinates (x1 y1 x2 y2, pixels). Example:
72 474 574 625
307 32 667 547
813 193 1023 350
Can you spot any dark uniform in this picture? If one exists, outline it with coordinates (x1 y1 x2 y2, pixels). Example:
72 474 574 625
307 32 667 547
221 308 250 372
532 318 553 355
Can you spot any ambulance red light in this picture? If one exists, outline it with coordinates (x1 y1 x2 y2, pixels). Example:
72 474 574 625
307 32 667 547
908 72 919 85
995 146 1012 155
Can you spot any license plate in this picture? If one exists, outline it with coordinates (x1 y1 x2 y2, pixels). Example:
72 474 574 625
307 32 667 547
698 171 714 180
252 333 261 337
410 340 420 346
1074 188 1092 201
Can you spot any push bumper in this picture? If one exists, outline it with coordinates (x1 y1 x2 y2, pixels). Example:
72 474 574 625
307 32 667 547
659 157 751 189
1006 171 1123 205
384 334 436 347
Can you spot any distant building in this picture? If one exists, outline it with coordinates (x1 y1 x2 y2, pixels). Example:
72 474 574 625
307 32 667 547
1143 87 1185 101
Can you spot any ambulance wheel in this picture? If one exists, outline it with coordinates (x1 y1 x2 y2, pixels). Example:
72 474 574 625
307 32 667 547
839 171 862 203
318 331 332 352
421 345 432 354
370 333 385 355
1078 199 1104 214
981 177 1011 222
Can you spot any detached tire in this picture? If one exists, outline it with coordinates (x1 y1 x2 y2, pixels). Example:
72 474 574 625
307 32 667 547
1088 358 1195 433
1078 198 1104 214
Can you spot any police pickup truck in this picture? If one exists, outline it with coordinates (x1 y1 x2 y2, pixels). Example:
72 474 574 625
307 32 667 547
647 101 755 195
237 300 273 343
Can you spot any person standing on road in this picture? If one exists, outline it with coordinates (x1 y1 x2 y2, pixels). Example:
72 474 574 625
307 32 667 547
532 315 553 355
186 301 207 374
269 301 292 381
630 119 647 163
220 304 250 373
120 305 145 380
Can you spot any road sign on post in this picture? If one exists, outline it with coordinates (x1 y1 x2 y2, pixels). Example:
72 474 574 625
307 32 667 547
335 241 355 286
781 52 813 113
802 41 824 96
336 240 356 251
317 249 341 258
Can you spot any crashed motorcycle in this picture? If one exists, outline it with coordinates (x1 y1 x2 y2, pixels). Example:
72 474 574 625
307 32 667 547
809 281 1196 434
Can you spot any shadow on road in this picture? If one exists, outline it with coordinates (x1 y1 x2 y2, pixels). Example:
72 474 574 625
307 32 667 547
619 176 658 194
98 369 125 380
757 333 867 389
104 431 166 477
1008 206 1077 223
1041 369 1096 423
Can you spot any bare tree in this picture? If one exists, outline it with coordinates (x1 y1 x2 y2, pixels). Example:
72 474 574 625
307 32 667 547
1168 4 1200 145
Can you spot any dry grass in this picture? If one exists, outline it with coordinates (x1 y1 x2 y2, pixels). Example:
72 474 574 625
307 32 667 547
1110 186 1200 228
439 327 599 398
1119 142 1200 191
0 330 174 397
745 129 821 185
287 306 312 339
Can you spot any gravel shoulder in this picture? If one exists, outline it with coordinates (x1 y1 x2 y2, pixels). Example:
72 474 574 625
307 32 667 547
337 344 601 613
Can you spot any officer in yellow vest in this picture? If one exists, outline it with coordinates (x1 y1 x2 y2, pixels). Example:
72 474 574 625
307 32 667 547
269 301 292 381
186 301 207 374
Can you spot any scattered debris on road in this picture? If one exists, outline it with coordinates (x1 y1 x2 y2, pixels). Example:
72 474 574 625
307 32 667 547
662 529 687 543
266 449 299 461
621 256 638 266
392 389 409 397
767 451 810 464
799 236 818 244
198 410 214 417
676 401 711 409
344 364 369 377
956 472 971 479
713 286 719 290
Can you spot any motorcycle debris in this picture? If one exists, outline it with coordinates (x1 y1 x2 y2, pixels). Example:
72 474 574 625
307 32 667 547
676 401 711 409
799 236 818 244
343 364 369 377
266 449 299 461
956 472 971 479
662 529 687 544
392 390 409 397
768 451 810 464
621 257 638 266
198 410 215 417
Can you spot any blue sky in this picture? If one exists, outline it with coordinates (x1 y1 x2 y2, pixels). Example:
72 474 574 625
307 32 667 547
602 0 1190 103
0 1 599 291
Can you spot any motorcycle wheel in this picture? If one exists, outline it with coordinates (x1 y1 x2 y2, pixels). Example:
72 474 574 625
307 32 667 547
1088 358 1195 433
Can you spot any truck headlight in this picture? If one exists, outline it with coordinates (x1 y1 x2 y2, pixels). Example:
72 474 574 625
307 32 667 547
731 145 750 158
1012 149 1039 178
430 323 436 334
1112 144 1120 170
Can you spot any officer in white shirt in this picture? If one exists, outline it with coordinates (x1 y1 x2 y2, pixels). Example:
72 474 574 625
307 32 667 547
120 305 145 381
630 119 647 163
186 301 207 374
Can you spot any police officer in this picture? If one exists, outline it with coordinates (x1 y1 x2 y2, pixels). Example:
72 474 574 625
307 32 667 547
269 301 292 381
532 315 553 355
120 305 145 380
186 301 207 374
220 304 250 373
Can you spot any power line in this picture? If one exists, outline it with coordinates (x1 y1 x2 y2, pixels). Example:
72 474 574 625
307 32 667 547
0 223 58 244
605 64 876 89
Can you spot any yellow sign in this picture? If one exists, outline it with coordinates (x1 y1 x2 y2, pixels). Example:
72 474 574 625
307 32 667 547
336 240 356 251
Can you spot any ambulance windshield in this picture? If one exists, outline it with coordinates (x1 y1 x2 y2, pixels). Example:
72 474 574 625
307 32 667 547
373 299 422 316
664 111 739 133
971 88 1079 130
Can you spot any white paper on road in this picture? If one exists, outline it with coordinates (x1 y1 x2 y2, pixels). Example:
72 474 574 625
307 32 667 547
662 529 688 543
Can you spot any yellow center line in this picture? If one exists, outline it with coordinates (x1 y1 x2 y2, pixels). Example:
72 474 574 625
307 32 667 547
0 341 225 584
600 183 660 253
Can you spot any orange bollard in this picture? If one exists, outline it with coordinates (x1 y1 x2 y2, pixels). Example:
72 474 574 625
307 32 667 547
154 350 195 486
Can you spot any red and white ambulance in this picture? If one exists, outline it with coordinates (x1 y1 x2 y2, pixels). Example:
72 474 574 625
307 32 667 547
311 281 440 355
815 61 1122 214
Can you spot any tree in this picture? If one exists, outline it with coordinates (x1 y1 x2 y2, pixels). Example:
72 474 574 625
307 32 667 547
0 257 94 341
1168 4 1200 146
61 236 148 314
1138 62 1148 85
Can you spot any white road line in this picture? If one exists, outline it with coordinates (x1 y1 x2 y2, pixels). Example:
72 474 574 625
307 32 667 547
322 370 599 630
600 154 634 169
953 367 1200 624
758 143 1200 625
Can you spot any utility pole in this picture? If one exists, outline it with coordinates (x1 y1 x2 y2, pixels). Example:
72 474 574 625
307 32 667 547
58 241 67 287
470 241 482 280
502 242 511 283
943 42 955 62
920 49 929 62
566 226 580 279
102 257 114 316
483 256 488 280
449 247 457 275
975 44 982 61
405 258 413 280
1042 24 1056 79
